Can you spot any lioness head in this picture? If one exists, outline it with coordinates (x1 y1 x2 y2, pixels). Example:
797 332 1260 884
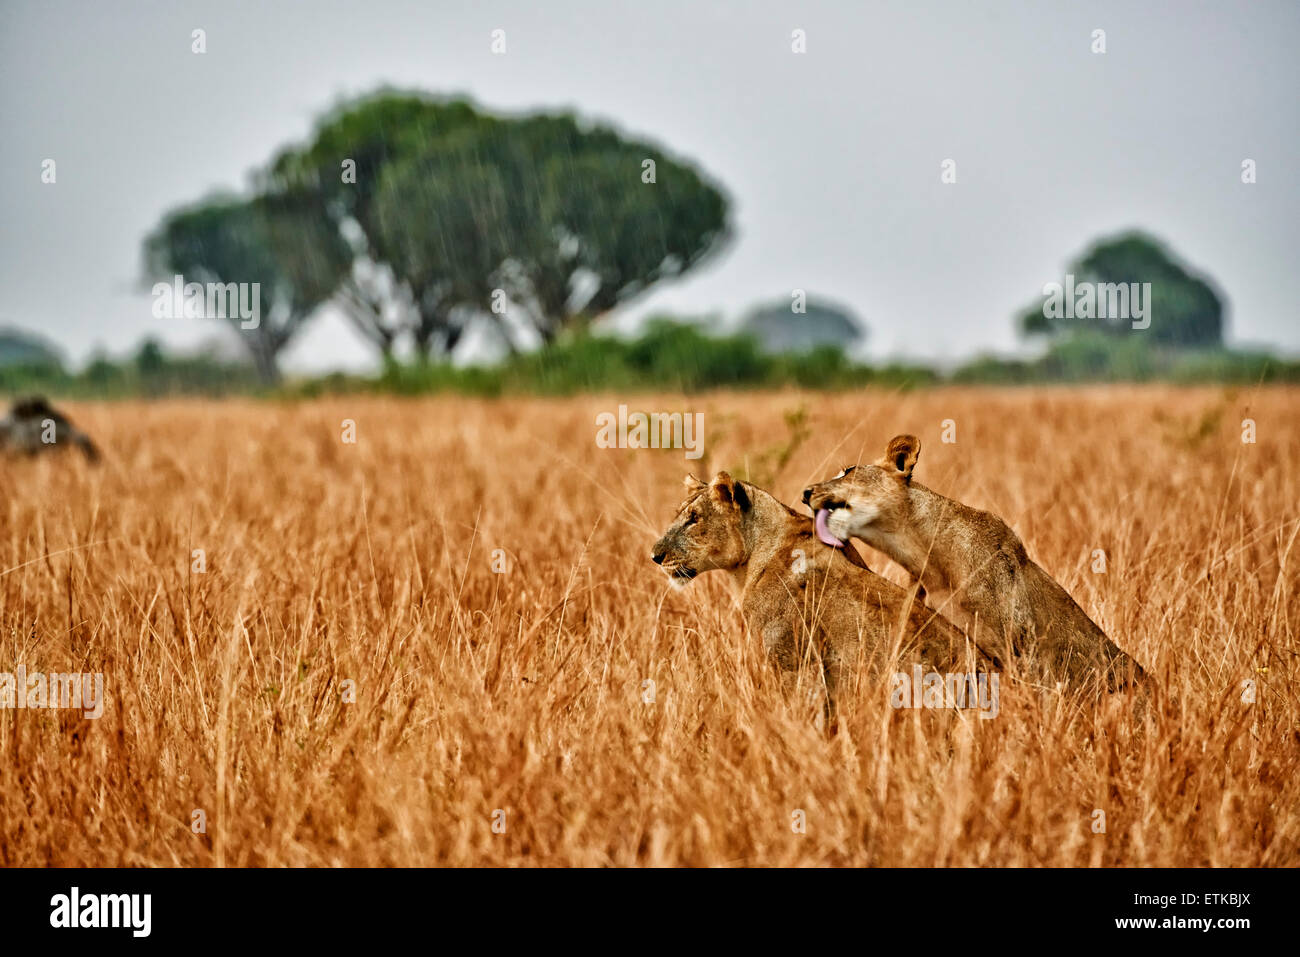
651 471 752 583
802 434 920 546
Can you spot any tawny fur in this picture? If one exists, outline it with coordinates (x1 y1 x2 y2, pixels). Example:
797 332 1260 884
652 471 993 714
804 435 1144 693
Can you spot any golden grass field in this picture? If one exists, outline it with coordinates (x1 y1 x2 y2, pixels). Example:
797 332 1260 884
1 386 1297 866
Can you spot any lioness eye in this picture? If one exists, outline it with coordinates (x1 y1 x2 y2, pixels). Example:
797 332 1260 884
686 512 698 525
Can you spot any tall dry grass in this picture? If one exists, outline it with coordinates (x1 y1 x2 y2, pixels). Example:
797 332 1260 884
0 386 1296 866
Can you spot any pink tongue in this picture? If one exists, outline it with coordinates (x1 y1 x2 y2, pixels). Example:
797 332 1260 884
815 508 844 548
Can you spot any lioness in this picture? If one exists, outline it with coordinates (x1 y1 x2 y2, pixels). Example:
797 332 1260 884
803 435 1143 692
0 396 100 461
651 471 994 714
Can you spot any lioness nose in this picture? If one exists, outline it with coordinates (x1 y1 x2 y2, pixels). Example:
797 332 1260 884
802 487 813 505
651 550 665 564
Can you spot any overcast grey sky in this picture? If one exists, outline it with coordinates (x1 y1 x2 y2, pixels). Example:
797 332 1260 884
2 0 1296 371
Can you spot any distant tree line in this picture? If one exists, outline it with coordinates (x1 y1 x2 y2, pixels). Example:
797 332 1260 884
0 336 262 398
13 100 1287 398
4 318 1298 401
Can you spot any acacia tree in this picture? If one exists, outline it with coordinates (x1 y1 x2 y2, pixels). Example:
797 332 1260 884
1019 232 1225 347
142 195 335 383
374 111 731 352
263 91 731 359
259 93 484 359
374 148 517 355
533 143 730 332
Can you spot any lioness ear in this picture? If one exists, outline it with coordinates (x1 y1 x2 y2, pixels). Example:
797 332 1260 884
709 471 751 511
879 434 920 481
683 473 706 494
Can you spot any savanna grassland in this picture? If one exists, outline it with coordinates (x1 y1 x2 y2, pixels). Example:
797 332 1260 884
1 386 1297 866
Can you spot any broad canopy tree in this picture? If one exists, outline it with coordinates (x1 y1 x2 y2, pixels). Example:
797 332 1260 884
1019 232 1225 347
144 90 730 370
142 195 338 383
259 91 731 359
258 94 483 358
